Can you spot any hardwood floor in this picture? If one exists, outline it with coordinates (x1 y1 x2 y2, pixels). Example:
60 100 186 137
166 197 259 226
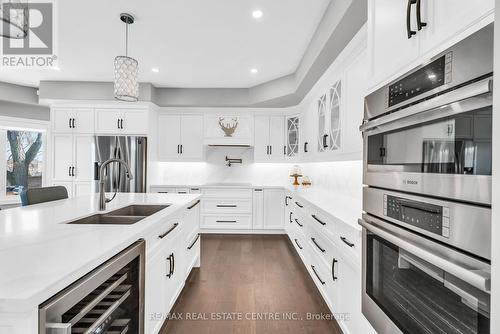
161 234 343 334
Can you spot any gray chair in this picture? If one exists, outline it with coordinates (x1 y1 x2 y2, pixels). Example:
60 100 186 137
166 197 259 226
20 186 69 206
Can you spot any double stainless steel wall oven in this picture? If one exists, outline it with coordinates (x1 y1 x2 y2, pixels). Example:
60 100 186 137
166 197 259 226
360 24 493 334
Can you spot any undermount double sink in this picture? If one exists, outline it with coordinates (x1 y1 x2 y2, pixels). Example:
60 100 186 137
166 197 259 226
67 205 170 225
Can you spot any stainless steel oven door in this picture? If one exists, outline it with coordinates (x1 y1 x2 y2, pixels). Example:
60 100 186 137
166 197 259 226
360 214 490 334
362 77 492 205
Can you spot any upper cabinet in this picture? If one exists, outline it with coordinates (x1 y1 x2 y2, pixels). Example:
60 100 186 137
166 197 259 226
52 108 94 133
254 115 285 162
285 115 300 159
369 0 494 88
158 113 204 161
317 81 342 154
95 108 149 134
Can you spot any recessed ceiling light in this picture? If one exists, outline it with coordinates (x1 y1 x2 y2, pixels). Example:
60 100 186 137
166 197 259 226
151 68 160 73
252 10 263 19
250 68 259 74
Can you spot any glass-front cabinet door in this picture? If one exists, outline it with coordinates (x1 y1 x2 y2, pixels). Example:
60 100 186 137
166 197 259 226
286 115 299 158
317 80 342 152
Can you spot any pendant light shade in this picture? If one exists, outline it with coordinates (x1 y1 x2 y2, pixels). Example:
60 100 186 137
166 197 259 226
0 0 29 39
114 13 139 102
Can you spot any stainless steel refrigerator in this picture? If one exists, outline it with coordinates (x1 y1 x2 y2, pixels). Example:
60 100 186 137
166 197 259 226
94 136 147 193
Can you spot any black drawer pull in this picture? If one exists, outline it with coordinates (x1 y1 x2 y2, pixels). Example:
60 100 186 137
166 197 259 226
191 188 200 191
159 223 179 239
311 214 326 226
166 253 174 278
289 212 293 223
340 236 355 248
294 238 303 250
416 0 427 30
254 189 263 192
332 258 338 281
216 220 237 223
188 234 200 250
216 204 237 208
158 191 169 194
311 265 325 285
295 201 303 208
187 200 200 210
311 238 326 252
294 218 303 227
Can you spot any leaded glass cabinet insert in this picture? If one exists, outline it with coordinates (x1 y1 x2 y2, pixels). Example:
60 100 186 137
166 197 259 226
317 80 342 152
286 116 299 157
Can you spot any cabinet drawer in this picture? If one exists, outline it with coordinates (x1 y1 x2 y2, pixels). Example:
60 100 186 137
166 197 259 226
201 215 252 229
202 188 252 198
336 223 361 264
288 210 306 238
307 225 337 271
289 231 309 264
144 216 183 253
307 251 337 310
307 208 339 239
202 198 252 214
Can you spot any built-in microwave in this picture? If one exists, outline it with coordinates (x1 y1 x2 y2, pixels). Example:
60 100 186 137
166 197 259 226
362 24 493 206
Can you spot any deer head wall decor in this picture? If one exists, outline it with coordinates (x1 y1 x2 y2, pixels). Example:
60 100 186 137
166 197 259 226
218 117 238 137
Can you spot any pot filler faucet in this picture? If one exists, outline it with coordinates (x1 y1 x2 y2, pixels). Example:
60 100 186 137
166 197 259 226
99 158 133 211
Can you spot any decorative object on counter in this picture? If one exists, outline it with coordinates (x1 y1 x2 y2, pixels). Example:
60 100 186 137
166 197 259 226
219 117 238 137
225 156 242 167
0 0 28 38
114 13 139 102
302 176 312 187
290 165 303 186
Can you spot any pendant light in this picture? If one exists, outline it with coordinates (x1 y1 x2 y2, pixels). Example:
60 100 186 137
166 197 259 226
0 0 28 39
114 13 139 102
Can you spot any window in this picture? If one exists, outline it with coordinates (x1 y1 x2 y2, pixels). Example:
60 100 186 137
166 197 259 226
0 117 48 201
6 130 44 196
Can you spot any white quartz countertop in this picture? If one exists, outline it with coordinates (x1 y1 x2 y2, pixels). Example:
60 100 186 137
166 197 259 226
285 186 362 231
149 183 285 189
0 193 200 312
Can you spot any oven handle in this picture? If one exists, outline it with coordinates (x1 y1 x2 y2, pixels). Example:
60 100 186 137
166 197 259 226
360 77 492 133
359 218 491 293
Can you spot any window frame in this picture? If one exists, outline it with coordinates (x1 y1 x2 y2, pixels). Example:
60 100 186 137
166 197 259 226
0 116 50 204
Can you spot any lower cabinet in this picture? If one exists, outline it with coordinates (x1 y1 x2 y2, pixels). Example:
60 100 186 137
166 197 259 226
144 202 201 334
263 188 285 229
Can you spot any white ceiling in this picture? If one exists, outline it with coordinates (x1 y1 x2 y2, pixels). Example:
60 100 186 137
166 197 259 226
0 0 331 88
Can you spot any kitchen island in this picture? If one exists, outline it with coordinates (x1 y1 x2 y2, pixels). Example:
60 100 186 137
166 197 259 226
0 192 201 334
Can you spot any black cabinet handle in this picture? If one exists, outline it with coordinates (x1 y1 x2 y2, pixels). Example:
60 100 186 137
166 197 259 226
180 145 183 154
254 189 263 192
72 118 76 128
68 118 72 128
191 188 200 191
322 134 329 148
177 145 180 154
216 220 237 223
289 212 293 223
295 218 303 227
120 119 124 129
311 238 326 253
284 145 287 155
68 166 72 177
407 0 417 39
178 191 187 194
295 201 303 208
285 196 289 206
172 253 175 276
188 200 200 210
269 145 272 155
117 119 120 129
332 258 338 281
166 254 173 278
71 167 75 177
216 204 237 208
159 223 179 239
311 214 326 226
311 265 325 285
416 0 427 31
340 236 355 248
304 142 308 153
266 145 269 155
188 234 200 250
294 238 303 250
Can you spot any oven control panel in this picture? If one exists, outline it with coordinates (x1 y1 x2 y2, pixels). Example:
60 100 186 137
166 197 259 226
384 195 450 238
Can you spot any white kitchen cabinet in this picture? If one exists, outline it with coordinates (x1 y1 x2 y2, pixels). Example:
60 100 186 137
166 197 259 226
157 114 203 161
254 115 270 161
254 115 285 162
252 189 264 229
285 115 300 159
420 0 494 56
52 108 94 134
52 134 95 197
145 247 168 334
263 189 284 229
300 103 316 158
95 108 149 134
369 0 493 88
317 81 342 153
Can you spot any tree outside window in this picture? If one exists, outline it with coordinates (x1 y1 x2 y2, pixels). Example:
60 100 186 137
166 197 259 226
6 131 43 196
